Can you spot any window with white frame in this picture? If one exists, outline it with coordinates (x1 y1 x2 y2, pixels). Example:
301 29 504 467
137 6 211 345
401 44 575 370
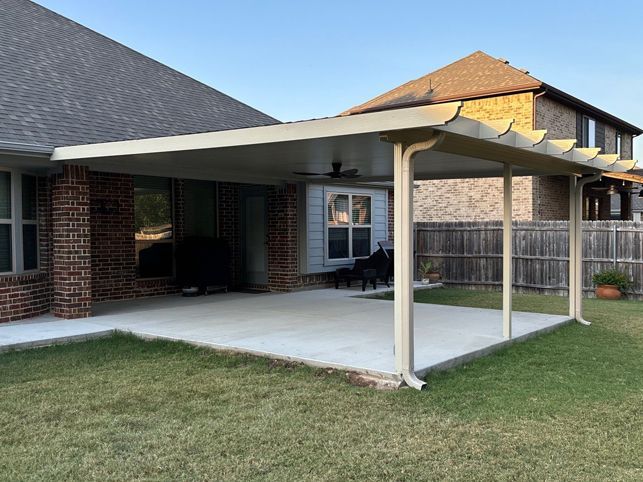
326 192 372 260
582 116 596 148
0 170 39 274
616 132 622 157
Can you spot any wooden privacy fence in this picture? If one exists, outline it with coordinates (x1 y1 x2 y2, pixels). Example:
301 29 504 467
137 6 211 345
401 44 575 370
415 221 643 299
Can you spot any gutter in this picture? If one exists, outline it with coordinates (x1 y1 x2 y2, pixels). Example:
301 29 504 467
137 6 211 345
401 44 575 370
0 141 54 157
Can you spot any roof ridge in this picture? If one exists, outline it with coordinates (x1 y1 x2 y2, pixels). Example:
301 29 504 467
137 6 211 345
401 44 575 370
343 51 487 114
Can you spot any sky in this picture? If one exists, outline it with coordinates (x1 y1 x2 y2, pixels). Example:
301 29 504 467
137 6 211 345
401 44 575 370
37 0 643 155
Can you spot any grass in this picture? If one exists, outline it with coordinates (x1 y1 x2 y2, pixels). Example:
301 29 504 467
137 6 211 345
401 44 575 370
1 290 641 481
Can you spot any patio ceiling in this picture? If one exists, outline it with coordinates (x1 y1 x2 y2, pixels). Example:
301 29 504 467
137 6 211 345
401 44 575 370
50 102 639 184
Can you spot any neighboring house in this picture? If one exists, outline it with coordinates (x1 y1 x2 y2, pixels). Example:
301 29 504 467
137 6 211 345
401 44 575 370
345 51 642 221
635 192 643 222
611 180 643 221
0 0 391 322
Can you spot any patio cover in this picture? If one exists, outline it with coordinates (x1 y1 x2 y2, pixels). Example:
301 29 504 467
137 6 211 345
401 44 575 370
48 102 639 389
50 102 638 183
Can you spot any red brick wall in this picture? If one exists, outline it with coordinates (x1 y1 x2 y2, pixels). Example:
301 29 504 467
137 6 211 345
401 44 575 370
267 184 300 291
89 173 185 301
90 172 135 302
0 177 53 323
51 165 91 319
0 273 51 323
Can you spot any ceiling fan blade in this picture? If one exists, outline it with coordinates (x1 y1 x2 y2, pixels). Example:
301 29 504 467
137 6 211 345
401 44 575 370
341 169 359 176
342 173 361 179
293 171 323 176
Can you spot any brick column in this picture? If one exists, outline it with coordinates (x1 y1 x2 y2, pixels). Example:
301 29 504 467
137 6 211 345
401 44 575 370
267 183 300 292
51 165 92 318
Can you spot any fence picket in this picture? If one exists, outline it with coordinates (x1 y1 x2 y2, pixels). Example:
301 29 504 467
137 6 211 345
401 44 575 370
414 220 643 299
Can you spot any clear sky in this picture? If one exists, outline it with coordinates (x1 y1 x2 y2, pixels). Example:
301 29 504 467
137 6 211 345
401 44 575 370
37 0 643 155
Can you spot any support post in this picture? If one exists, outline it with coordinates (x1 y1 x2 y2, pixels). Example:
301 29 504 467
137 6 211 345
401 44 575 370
502 163 512 339
568 176 577 319
392 133 444 390
573 174 602 325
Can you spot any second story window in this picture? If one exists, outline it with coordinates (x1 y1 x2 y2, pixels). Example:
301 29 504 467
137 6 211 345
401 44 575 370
582 116 596 148
616 133 622 157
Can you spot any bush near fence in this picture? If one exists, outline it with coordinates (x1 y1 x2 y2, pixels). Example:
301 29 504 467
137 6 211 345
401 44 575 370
415 221 643 299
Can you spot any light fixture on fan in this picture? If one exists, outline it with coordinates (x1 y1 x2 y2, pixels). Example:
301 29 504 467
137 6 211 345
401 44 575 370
605 185 618 196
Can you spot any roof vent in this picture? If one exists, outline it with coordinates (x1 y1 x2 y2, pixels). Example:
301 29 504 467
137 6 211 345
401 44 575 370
519 68 530 74
498 57 509 64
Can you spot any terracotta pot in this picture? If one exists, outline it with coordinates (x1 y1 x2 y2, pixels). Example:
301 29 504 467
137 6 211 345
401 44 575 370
428 272 441 283
595 284 621 300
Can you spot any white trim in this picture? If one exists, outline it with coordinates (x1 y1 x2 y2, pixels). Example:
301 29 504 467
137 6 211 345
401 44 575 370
324 190 373 263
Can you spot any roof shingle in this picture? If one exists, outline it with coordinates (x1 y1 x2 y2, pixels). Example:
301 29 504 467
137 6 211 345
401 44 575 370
344 51 541 115
0 0 279 148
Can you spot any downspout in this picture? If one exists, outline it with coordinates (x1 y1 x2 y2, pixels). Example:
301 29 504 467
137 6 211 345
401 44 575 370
574 173 602 325
532 90 547 130
394 132 445 391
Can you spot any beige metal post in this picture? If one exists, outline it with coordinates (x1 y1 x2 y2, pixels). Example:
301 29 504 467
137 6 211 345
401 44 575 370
502 163 512 338
573 174 601 325
393 134 444 390
568 176 577 319
393 141 425 390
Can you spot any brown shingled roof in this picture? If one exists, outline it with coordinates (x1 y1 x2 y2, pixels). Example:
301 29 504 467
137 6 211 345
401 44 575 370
344 51 541 115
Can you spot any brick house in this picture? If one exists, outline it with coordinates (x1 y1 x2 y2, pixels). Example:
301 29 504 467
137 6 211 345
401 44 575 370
345 51 642 221
0 0 391 322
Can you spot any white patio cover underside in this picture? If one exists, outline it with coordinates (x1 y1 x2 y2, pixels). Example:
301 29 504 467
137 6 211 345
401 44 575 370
51 102 638 183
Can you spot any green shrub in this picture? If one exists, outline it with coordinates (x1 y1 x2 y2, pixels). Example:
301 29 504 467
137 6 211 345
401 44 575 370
591 269 632 292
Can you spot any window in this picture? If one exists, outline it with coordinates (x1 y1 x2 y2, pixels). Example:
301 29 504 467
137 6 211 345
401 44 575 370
134 176 173 278
327 192 372 260
582 116 596 148
616 133 622 157
0 170 38 274
184 180 217 238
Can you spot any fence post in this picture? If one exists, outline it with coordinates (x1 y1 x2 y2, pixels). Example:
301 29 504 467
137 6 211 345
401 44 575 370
612 224 618 269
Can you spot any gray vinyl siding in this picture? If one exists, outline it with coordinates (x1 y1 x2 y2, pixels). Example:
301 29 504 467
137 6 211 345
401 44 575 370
302 184 388 274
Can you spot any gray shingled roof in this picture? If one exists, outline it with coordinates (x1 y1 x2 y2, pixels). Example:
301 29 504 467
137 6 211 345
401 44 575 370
0 0 279 148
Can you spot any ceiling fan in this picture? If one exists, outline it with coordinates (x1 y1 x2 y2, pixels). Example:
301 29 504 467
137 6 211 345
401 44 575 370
293 162 360 179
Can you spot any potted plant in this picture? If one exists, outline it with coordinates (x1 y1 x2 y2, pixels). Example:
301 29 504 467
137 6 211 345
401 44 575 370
591 269 632 300
418 260 441 284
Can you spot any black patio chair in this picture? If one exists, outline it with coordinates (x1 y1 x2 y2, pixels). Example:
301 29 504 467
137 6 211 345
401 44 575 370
334 243 392 291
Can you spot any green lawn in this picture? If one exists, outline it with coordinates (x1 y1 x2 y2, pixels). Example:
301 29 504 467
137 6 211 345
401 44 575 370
1 290 641 481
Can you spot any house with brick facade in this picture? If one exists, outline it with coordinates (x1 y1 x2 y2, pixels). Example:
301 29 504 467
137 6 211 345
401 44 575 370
3 1 642 389
0 0 392 322
345 51 643 222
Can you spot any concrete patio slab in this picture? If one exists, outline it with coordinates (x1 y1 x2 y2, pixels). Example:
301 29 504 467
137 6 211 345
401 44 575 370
0 286 572 382
0 316 114 353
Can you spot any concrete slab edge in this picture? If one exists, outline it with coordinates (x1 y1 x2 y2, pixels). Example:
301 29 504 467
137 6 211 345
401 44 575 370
0 329 115 354
415 317 574 379
118 328 404 382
